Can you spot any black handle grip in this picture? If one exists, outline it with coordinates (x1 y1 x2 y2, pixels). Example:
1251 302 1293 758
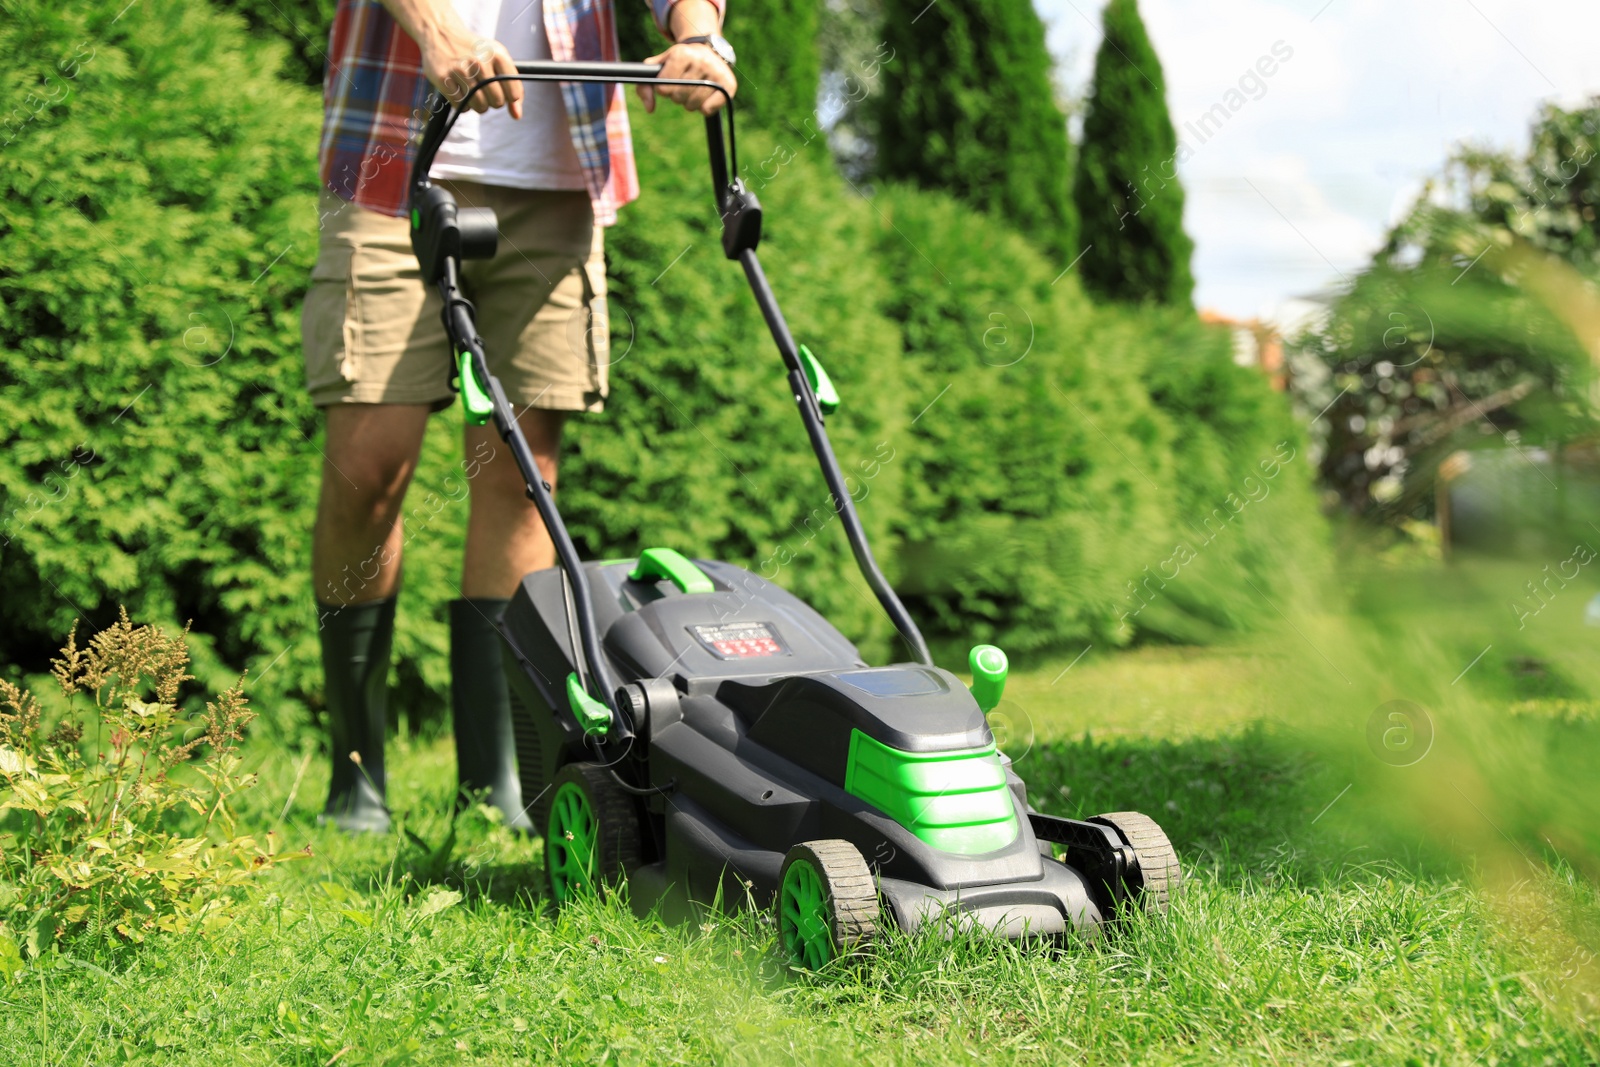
514 60 662 79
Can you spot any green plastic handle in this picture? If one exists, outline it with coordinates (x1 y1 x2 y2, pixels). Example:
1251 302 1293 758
629 547 714 594
458 350 494 427
968 644 1008 713
798 344 840 416
566 673 611 737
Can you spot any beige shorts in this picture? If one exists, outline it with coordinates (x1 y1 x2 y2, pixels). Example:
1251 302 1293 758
302 182 609 412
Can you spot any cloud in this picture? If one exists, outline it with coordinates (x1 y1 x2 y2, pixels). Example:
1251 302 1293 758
1037 0 1600 320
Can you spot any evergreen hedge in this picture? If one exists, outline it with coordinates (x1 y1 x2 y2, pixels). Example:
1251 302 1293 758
871 187 1322 651
0 2 337 724
0 0 1328 735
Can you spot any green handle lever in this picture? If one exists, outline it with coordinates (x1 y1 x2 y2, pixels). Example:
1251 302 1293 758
968 644 1008 713
458 350 494 427
566 673 612 737
798 344 840 416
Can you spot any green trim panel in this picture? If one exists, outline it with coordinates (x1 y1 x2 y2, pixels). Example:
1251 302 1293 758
844 729 1019 855
629 547 714 594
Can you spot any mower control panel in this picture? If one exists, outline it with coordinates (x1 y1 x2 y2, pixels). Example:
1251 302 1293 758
690 622 790 660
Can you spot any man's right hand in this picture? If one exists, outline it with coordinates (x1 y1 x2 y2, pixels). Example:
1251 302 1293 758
383 0 524 118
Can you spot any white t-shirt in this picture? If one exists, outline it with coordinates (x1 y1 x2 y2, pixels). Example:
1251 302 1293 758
430 0 588 191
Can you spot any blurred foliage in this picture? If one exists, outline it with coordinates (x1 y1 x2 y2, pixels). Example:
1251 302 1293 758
1453 101 1600 269
816 0 886 181
0 0 1327 738
213 0 335 86
1292 99 1600 521
877 0 1075 262
721 0 821 129
1073 0 1194 307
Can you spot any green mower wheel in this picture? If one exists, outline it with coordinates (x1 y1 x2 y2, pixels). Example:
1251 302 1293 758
777 840 878 969
545 762 643 906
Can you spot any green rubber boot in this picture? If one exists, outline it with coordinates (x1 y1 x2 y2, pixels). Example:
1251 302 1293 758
316 597 395 834
450 598 533 833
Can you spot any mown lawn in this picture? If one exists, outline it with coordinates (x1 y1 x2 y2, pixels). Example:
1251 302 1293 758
4 556 1598 1065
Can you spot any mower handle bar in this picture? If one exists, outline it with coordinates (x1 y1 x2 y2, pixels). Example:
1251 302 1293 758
408 60 933 737
411 62 739 202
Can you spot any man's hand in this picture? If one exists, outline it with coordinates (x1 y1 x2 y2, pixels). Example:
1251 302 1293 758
636 0 735 116
382 0 523 117
637 43 737 116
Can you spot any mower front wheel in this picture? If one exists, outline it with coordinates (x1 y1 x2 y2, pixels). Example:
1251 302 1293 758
777 840 879 970
545 762 643 906
1091 810 1182 915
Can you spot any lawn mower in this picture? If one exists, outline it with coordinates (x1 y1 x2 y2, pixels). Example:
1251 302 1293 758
409 61 1180 966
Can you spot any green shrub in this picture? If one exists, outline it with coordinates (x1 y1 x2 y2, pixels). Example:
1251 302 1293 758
0 2 335 726
0 612 296 959
868 186 1171 653
1124 306 1327 640
723 0 822 129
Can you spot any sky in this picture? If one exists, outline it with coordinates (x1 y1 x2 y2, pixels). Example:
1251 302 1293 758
1035 0 1600 326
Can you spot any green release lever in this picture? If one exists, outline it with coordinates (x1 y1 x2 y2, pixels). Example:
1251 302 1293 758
458 350 494 427
968 644 1008 713
797 344 840 416
566 673 612 737
629 547 714 594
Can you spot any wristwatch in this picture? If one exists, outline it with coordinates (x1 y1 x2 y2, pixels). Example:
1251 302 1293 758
678 33 737 66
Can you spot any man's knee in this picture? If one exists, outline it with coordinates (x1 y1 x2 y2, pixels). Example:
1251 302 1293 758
465 410 565 497
319 404 430 529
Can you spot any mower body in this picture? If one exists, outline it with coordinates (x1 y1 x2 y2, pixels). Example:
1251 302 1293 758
501 557 1106 937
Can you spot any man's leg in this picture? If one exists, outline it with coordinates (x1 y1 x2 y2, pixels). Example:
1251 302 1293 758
450 408 566 831
313 403 431 602
313 403 430 832
462 408 567 597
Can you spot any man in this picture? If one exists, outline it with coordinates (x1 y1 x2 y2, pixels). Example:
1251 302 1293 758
303 0 737 832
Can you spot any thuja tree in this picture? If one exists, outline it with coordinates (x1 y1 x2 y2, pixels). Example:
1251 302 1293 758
877 0 1075 261
1073 0 1195 306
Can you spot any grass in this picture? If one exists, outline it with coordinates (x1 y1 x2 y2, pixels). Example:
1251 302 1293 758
3 554 1600 1064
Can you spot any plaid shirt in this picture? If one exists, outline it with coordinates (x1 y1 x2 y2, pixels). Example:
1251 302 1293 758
318 0 720 224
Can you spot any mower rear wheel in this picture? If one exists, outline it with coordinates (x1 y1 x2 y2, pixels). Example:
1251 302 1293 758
545 762 643 906
777 840 878 969
1091 810 1182 915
